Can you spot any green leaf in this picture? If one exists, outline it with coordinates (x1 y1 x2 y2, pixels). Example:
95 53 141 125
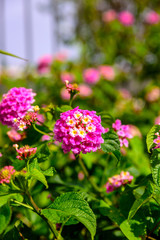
41 192 96 240
34 144 50 162
98 112 114 127
128 181 155 219
150 149 160 187
98 200 142 240
28 168 48 189
146 125 160 153
60 105 72 112
3 226 22 240
0 193 23 208
101 130 121 160
0 50 27 61
0 204 12 234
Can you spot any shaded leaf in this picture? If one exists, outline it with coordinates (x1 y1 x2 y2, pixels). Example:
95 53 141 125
0 204 12 234
146 125 160 153
42 192 96 240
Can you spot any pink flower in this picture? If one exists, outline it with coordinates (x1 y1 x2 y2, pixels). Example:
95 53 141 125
37 55 53 74
106 171 133 193
53 52 68 62
102 9 117 22
145 11 160 24
153 132 160 149
78 171 85 180
112 119 133 147
98 65 115 81
79 84 93 97
83 68 100 85
54 107 105 154
0 166 15 184
0 153 2 157
155 116 160 125
145 87 160 102
37 114 45 125
119 11 134 26
0 87 36 127
60 88 70 100
14 145 37 160
41 135 51 141
118 88 132 100
7 129 26 142
60 72 74 83
128 125 142 138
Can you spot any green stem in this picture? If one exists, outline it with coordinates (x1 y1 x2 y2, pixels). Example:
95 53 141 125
77 155 112 205
26 191 63 239
10 199 34 211
33 124 52 136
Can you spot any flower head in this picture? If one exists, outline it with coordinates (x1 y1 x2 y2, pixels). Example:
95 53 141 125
37 55 53 74
106 171 133 193
54 107 105 154
145 11 160 24
112 119 133 147
98 65 115 81
83 68 100 85
60 72 74 83
14 145 37 160
7 129 26 142
153 131 160 149
0 166 15 184
119 11 134 26
102 9 117 22
0 87 36 127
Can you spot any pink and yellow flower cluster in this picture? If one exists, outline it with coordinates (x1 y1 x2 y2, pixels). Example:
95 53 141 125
0 166 15 184
54 107 105 154
14 144 37 160
0 87 36 127
153 131 160 149
106 171 133 193
112 119 133 147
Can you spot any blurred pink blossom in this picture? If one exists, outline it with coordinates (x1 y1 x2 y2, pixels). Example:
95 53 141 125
145 11 160 24
0 153 2 157
119 11 134 26
53 52 68 62
78 171 85 181
7 129 26 142
118 88 132 100
128 125 142 138
145 87 160 102
60 87 70 100
112 119 133 147
37 114 45 125
79 84 92 97
98 65 115 81
102 9 117 22
60 72 74 83
37 55 53 74
83 68 100 85
155 116 160 125
41 135 51 141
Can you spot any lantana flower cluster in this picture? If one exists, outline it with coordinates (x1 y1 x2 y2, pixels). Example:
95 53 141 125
106 171 133 193
14 144 37 160
13 106 39 131
0 166 15 184
0 87 36 127
112 119 133 147
54 107 105 154
153 131 160 149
